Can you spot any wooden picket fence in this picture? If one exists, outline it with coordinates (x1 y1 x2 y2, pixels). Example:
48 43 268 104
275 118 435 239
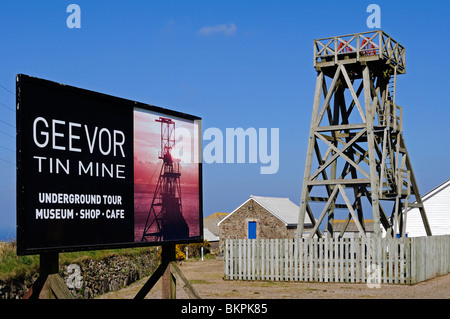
224 235 450 285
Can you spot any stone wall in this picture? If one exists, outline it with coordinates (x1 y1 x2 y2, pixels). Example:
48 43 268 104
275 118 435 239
0 250 158 299
219 199 296 247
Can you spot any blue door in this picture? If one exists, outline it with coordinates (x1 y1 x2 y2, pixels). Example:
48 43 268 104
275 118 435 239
248 221 257 239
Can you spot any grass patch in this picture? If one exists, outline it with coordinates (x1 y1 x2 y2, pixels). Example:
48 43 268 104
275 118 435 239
0 242 39 281
257 281 289 288
0 241 157 282
59 246 156 266
263 281 278 285
189 279 214 285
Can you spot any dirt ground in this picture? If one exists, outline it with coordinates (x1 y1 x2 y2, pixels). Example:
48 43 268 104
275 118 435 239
97 256 450 299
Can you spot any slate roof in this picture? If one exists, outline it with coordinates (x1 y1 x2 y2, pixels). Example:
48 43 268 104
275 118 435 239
203 228 219 242
218 195 313 227
203 212 229 236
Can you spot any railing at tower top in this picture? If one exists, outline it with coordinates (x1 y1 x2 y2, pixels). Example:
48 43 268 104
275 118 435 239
314 30 406 73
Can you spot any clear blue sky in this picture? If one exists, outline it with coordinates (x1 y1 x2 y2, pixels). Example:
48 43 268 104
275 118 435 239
0 0 449 238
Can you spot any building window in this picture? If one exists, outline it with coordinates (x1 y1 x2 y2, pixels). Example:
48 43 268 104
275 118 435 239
248 221 257 239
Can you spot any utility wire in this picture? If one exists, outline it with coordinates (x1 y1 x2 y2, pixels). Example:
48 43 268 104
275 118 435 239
0 119 15 129
0 145 14 153
0 84 14 95
0 101 14 112
0 157 14 166
0 129 14 139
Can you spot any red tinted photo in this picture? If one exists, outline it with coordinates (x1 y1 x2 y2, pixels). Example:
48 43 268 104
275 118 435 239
134 108 201 243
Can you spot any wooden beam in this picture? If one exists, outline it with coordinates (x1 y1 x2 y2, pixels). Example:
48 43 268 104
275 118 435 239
315 123 366 132
340 64 366 123
23 252 74 299
337 185 367 239
314 131 370 179
316 66 341 126
135 244 176 299
170 262 201 299
298 71 324 239
162 263 176 299
363 65 382 238
47 274 74 299
307 186 339 240
338 213 352 239
308 178 370 186
400 136 432 236
344 81 364 120
134 260 169 299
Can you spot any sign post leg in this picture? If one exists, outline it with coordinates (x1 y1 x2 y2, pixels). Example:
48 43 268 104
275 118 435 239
23 253 73 299
135 244 201 299
161 244 176 299
134 244 175 299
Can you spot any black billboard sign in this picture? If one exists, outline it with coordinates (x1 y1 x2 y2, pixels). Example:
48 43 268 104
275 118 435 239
16 74 202 255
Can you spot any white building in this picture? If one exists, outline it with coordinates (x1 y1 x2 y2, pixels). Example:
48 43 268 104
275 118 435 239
406 179 450 237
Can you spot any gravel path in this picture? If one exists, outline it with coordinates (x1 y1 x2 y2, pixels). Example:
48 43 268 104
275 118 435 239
97 257 450 299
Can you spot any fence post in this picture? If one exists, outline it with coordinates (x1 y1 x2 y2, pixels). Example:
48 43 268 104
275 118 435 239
229 240 232 280
238 239 242 280
333 237 338 282
316 238 323 282
355 237 360 283
245 239 249 280
224 239 229 279
261 239 265 280
252 239 256 280
285 238 289 281
311 238 316 281
388 237 393 284
377 237 382 285
400 237 405 284
446 236 450 274
223 235 450 285
361 237 366 283
269 239 275 280
411 236 417 284
324 238 328 282
299 238 304 281
405 237 411 284
294 238 299 281
242 239 246 280
379 238 384 284
291 238 295 281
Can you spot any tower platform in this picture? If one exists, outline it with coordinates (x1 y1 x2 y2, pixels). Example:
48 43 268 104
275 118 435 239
314 30 405 78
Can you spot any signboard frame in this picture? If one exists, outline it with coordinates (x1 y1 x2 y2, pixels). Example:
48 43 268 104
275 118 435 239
16 74 203 255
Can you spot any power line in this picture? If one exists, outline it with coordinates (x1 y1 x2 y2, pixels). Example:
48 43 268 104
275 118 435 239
0 157 14 166
0 145 14 153
0 129 14 139
0 119 15 129
0 84 14 95
0 101 14 112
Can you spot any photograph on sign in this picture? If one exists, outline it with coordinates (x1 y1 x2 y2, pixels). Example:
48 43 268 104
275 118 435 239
133 109 201 242
16 74 202 255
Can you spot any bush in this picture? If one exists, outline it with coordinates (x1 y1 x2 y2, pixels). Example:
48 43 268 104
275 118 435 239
178 240 211 260
157 240 211 261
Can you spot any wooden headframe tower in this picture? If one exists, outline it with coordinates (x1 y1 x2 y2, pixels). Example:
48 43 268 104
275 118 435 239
297 31 432 240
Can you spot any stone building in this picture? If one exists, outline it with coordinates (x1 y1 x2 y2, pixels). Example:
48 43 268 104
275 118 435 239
218 195 313 246
203 212 229 250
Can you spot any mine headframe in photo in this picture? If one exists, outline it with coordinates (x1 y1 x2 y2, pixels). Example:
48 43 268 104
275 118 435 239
141 117 189 242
